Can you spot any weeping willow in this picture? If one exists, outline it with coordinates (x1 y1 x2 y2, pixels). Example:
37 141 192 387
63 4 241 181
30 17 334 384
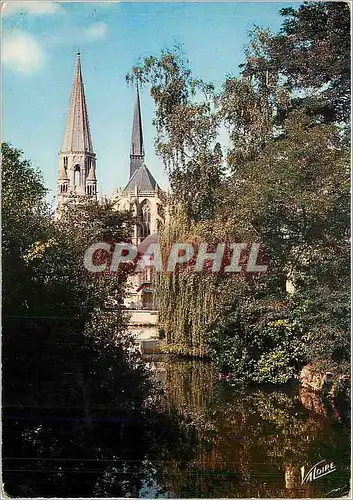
154 207 234 357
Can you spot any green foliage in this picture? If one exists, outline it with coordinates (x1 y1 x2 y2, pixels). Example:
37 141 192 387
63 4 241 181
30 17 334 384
158 327 166 340
289 282 350 377
206 300 305 383
2 143 192 496
220 110 350 276
2 141 143 411
276 2 351 122
127 46 224 222
131 2 350 384
238 3 350 125
2 143 49 317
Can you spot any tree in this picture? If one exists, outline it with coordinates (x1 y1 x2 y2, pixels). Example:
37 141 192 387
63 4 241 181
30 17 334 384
2 143 193 496
216 2 350 380
128 2 350 380
127 46 224 223
272 2 350 123
2 143 49 318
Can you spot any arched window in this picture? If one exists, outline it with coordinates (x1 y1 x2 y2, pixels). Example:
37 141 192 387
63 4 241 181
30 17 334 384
74 165 80 187
141 200 151 237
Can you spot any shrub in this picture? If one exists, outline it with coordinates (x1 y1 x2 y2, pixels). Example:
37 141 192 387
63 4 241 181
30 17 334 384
206 299 305 384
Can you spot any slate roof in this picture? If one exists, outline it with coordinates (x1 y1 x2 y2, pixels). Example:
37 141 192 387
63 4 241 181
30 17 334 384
123 164 159 194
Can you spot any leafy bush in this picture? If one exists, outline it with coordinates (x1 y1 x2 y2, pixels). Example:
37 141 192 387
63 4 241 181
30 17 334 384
289 283 350 378
206 300 305 384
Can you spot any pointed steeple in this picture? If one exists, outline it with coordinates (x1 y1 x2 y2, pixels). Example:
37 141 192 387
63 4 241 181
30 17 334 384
58 53 97 205
130 85 145 178
61 52 93 152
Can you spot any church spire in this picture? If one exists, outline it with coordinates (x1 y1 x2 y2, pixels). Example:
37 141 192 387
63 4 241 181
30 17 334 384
58 53 97 205
61 52 93 153
130 85 145 178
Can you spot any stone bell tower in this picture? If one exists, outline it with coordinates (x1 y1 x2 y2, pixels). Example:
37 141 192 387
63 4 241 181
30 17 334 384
113 86 165 309
114 85 164 246
58 52 97 205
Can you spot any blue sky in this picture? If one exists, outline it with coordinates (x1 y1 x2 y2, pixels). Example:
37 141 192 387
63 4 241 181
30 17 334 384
3 1 300 205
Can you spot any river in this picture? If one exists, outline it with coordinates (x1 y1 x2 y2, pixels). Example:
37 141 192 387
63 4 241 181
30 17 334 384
3 358 350 498
142 359 351 498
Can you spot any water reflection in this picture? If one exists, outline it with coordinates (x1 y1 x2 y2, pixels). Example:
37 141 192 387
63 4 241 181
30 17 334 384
158 360 350 498
3 359 350 498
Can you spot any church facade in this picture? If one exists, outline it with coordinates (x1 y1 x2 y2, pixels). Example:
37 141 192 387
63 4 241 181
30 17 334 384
58 53 165 308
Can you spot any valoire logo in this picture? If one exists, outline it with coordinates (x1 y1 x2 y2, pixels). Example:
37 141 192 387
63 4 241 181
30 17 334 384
301 460 336 484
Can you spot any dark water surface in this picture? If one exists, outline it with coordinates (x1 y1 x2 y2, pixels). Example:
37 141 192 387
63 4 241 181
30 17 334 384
148 359 351 498
3 359 350 498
